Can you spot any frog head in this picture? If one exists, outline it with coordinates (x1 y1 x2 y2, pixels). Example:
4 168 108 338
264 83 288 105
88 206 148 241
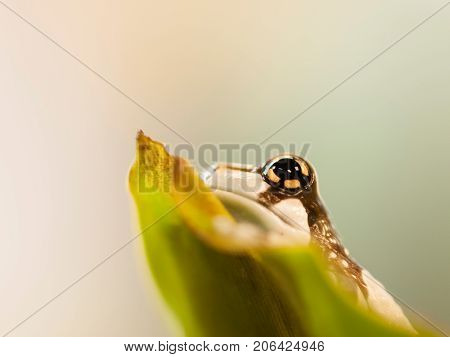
203 155 316 240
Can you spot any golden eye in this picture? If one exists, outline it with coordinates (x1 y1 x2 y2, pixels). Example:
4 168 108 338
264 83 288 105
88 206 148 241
267 168 280 183
261 155 314 195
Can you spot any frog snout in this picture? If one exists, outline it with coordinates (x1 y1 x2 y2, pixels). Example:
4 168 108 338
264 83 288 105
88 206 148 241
203 165 270 201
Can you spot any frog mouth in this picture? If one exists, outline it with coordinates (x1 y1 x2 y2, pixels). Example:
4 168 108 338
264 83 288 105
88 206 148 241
202 163 269 201
202 164 311 243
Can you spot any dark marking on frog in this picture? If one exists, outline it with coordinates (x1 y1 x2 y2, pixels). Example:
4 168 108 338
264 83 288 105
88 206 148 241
258 185 368 298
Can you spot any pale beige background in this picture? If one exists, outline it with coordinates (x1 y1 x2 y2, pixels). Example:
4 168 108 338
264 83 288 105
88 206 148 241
0 0 449 336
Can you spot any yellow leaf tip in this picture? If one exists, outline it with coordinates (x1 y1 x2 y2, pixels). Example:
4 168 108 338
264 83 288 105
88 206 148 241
136 130 169 153
136 129 152 144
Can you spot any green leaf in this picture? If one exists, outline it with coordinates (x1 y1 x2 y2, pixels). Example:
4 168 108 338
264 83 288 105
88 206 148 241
260 248 411 336
129 131 416 336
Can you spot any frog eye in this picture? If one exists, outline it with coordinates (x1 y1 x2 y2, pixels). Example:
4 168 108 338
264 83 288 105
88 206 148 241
261 155 314 195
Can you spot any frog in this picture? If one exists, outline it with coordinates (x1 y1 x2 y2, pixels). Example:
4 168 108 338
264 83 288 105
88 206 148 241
203 154 415 333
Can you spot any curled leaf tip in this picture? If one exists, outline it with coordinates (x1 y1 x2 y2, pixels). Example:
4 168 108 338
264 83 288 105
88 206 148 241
129 131 174 194
136 130 166 151
136 129 145 138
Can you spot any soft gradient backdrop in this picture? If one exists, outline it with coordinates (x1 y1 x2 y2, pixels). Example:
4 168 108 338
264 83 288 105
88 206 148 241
0 0 449 335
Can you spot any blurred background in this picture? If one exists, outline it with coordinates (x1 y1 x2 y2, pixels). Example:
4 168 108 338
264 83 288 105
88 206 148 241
0 0 449 335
